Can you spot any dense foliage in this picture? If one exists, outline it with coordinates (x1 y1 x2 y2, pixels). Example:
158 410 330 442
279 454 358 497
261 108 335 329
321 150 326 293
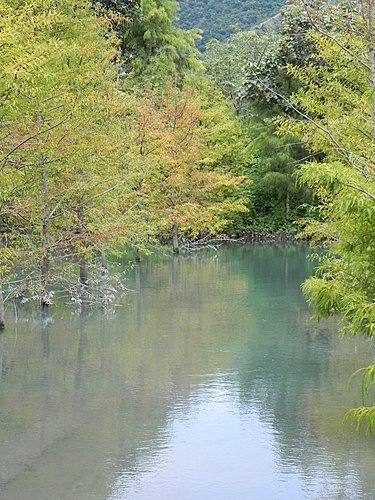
120 0 201 81
0 0 247 315
177 0 285 47
204 5 315 232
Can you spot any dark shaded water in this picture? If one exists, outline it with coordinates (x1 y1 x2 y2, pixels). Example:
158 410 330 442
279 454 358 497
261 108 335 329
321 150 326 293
0 245 374 499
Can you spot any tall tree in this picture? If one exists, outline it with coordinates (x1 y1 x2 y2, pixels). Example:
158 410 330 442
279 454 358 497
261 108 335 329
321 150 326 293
0 0 140 307
129 80 248 253
279 0 375 433
204 9 315 230
119 0 201 85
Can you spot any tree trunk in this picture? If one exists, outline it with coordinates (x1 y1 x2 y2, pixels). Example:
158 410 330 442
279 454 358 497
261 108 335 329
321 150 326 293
77 206 88 287
0 284 5 330
172 222 179 255
39 112 50 308
134 246 141 263
368 0 375 139
41 173 50 307
100 249 108 276
79 256 89 286
285 187 290 222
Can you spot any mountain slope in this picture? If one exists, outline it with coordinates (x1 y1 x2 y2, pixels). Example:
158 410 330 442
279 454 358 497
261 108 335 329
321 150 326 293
177 0 286 46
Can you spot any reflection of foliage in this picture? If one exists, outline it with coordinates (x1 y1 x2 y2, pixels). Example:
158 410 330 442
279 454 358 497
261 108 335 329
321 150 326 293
0 246 249 495
345 364 375 435
1 246 374 495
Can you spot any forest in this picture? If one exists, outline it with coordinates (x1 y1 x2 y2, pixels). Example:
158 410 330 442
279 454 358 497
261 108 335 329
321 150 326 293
177 0 285 46
0 0 374 433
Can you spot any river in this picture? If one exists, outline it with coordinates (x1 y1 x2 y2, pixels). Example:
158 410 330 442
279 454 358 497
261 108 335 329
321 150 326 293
0 244 374 499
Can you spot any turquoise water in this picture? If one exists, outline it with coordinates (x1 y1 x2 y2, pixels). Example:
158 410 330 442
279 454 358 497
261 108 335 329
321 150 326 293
0 244 374 499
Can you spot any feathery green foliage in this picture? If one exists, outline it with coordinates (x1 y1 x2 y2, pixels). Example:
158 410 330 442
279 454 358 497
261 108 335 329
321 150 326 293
279 0 375 433
0 0 249 308
345 363 375 435
120 0 201 84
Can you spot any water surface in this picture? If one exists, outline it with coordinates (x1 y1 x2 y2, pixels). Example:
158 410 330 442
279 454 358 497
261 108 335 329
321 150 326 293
0 245 374 499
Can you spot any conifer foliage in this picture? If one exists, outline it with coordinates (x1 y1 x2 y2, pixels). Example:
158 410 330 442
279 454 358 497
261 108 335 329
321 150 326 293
280 0 375 434
0 0 247 316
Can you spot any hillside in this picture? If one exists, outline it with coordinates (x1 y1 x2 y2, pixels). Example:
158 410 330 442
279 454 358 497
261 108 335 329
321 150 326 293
177 0 286 46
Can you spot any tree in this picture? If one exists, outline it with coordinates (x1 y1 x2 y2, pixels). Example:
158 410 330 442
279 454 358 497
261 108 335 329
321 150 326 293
129 79 248 253
95 0 138 18
247 116 310 228
204 31 281 114
0 0 142 308
119 0 201 85
279 0 375 433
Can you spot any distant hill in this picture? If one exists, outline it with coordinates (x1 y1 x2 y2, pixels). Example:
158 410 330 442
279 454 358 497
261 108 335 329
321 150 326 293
177 0 286 47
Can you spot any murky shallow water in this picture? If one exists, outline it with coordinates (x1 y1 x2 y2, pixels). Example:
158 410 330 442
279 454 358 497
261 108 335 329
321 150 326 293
0 245 374 499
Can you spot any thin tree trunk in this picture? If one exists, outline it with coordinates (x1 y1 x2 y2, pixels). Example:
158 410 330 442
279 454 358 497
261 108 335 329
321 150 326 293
134 246 141 263
79 257 89 286
41 173 50 307
285 187 290 222
172 222 179 255
77 205 88 287
0 284 5 330
100 249 108 276
39 111 50 307
368 0 375 139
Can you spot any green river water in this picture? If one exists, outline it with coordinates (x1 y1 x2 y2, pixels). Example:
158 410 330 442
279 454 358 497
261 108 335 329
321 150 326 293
0 244 374 499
